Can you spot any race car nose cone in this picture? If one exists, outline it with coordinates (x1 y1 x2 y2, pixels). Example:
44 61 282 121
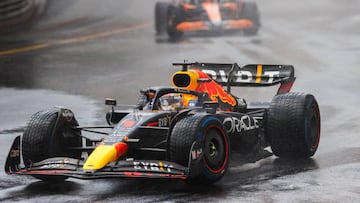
83 142 128 170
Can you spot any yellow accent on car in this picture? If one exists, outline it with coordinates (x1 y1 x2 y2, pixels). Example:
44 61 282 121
256 64 263 83
171 69 199 90
83 145 118 170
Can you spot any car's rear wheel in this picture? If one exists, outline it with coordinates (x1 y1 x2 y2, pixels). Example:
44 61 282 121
155 2 170 35
167 5 184 40
168 114 230 184
267 92 321 158
22 108 82 181
239 1 260 35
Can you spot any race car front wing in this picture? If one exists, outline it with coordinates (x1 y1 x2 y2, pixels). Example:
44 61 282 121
5 136 189 180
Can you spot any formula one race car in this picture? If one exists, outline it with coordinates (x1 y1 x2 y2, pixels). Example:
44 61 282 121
155 0 260 39
5 62 320 184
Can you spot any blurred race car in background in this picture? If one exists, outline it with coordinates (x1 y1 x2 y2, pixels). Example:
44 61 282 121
155 0 261 39
5 62 320 184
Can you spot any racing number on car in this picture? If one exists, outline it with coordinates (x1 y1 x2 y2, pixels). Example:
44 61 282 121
191 148 203 160
158 117 170 127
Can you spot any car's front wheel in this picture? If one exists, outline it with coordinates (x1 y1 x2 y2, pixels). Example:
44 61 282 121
168 114 230 184
22 108 82 181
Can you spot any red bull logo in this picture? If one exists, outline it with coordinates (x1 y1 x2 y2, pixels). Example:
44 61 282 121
171 68 237 109
193 69 237 107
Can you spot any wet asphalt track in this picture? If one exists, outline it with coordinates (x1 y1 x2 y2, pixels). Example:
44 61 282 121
0 0 360 202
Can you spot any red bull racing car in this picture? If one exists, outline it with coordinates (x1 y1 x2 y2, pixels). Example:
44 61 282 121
5 62 320 184
155 0 260 39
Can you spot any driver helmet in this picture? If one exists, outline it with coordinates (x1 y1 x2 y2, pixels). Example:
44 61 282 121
159 93 183 111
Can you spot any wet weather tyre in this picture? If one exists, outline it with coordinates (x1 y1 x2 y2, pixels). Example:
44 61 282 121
240 1 260 35
167 5 184 40
168 114 230 184
267 92 321 158
155 2 170 35
22 108 82 181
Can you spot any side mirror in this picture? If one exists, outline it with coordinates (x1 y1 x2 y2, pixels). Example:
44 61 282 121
105 98 117 106
105 98 116 125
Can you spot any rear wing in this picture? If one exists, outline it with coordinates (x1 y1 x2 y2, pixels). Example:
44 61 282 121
173 62 296 94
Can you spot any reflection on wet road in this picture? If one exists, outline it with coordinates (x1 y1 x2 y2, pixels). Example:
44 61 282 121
0 23 150 56
1 0 360 202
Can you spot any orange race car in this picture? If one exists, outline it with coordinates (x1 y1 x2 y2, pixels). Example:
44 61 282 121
155 0 260 39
